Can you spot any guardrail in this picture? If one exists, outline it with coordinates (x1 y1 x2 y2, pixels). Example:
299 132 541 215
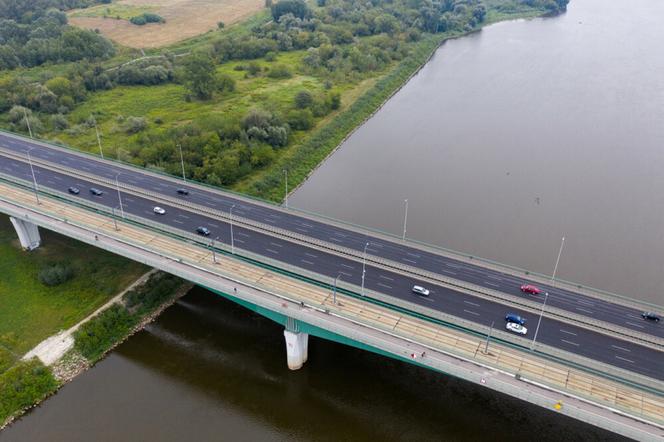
1 130 661 314
2 147 662 349
0 180 662 428
1 171 662 397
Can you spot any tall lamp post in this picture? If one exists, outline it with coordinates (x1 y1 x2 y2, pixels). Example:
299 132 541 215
94 122 104 159
177 143 186 182
530 292 548 351
361 242 369 296
551 236 565 286
283 169 288 208
211 236 219 264
402 198 408 241
23 108 33 138
115 173 125 218
27 148 40 204
333 274 342 305
229 204 236 254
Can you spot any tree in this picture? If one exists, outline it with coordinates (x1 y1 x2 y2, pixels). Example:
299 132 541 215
294 90 313 108
271 0 310 21
182 52 217 100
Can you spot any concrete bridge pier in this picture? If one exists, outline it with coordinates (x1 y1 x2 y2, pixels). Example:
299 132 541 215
284 318 308 370
10 216 41 250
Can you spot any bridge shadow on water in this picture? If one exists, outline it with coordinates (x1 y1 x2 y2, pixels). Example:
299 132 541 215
0 286 626 442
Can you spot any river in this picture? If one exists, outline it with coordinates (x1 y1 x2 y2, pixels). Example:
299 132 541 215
2 0 659 440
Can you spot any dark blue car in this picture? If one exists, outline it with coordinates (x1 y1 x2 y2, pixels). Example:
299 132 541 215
505 314 526 325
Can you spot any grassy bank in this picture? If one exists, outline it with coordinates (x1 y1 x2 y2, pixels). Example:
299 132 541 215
0 359 59 426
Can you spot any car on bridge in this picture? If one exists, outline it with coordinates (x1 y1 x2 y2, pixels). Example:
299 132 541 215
176 188 189 196
641 312 661 322
506 322 528 335
505 313 526 325
196 226 210 236
89 188 103 196
412 285 430 296
67 186 80 195
153 206 166 215
520 284 541 295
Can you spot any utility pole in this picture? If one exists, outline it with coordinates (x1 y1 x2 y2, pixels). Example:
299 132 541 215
178 143 186 182
94 122 104 159
402 198 408 241
27 149 40 204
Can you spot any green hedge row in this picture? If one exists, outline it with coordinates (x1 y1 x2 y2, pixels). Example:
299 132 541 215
0 359 58 425
244 33 449 202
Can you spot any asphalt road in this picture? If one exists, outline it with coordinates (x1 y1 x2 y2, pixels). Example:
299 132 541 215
1 154 663 382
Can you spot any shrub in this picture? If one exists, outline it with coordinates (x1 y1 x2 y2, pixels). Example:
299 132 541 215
267 64 292 79
294 90 313 108
38 263 75 286
0 360 58 424
74 304 135 362
287 109 314 130
129 13 165 26
125 116 147 134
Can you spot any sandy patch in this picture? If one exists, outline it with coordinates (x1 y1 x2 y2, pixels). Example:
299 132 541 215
69 0 264 49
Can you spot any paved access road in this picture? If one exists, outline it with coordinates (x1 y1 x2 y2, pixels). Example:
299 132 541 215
2 155 663 382
1 133 661 340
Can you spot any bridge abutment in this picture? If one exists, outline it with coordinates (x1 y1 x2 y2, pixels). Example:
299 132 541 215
284 318 308 370
10 216 41 250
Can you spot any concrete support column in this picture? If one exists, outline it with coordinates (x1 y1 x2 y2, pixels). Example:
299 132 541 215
283 329 309 370
10 216 41 251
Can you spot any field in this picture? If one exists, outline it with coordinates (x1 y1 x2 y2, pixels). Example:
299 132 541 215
0 215 147 371
68 0 264 48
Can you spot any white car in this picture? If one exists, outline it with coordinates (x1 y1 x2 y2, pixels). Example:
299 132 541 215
412 285 430 296
506 322 528 335
153 206 166 215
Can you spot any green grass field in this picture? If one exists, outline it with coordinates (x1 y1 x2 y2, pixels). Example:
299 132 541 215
0 215 147 370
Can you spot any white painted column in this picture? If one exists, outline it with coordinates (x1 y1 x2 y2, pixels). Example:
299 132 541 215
10 216 41 251
283 329 309 370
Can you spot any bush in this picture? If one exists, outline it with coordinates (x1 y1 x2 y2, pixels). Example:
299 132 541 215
294 90 313 109
267 64 292 79
125 116 147 134
0 360 58 424
287 109 314 130
129 13 165 26
38 264 74 287
74 304 135 362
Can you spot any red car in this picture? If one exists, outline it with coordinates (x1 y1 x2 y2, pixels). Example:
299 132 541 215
520 284 541 295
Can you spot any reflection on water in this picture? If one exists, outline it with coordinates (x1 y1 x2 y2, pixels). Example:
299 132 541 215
0 288 622 442
291 0 664 304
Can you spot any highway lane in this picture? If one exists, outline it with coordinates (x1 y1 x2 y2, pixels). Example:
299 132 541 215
2 157 663 381
0 133 662 341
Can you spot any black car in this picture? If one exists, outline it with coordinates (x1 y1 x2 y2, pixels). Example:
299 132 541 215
89 188 103 196
641 312 661 322
176 188 189 196
68 186 80 195
196 226 210 236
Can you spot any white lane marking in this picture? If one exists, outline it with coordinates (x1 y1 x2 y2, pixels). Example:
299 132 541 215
446 263 461 268
295 228 309 233
487 275 502 280
266 248 279 254
625 321 645 329
237 232 250 237
305 252 318 258
372 243 384 248
407 252 420 258
178 214 190 219
484 281 500 287
561 339 579 346
341 263 354 269
611 345 631 352
575 307 593 314
269 242 283 248
301 259 315 265
172 219 184 225
333 232 347 237
379 275 394 281
301 223 314 228
402 258 417 264
366 248 379 253
234 210 246 216
209 223 220 228
377 282 392 289
339 271 353 277
463 300 480 307
266 213 281 219
577 299 595 306
124 197 135 202
559 329 577 336
46 180 55 184
442 269 457 275
330 237 344 243
234 239 245 244
463 309 480 316
52 175 62 181
615 356 635 364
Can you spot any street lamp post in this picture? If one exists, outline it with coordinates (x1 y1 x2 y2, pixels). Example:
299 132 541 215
530 292 548 351
229 204 236 254
484 321 495 354
115 173 125 218
402 198 408 241
26 149 40 204
23 108 33 138
177 143 186 182
551 236 565 286
361 242 369 296
94 123 104 159
333 274 342 305
283 169 288 208
111 207 119 231
211 236 219 264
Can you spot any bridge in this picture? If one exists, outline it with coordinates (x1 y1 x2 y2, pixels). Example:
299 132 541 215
0 131 662 440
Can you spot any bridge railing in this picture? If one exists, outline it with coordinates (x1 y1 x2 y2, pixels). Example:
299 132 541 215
1 179 662 426
2 146 660 349
1 130 661 314
1 171 662 399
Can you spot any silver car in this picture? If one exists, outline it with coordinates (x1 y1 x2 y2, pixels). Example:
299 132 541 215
412 285 430 296
506 322 528 335
153 206 166 215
